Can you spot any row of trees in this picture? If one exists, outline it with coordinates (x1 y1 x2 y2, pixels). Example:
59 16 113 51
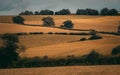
12 16 74 29
19 10 54 15
19 8 119 15
76 9 99 15
100 8 118 15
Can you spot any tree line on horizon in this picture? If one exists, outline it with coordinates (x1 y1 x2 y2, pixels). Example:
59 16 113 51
19 8 119 16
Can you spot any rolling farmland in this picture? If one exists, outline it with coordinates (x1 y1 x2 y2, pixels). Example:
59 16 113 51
0 15 120 75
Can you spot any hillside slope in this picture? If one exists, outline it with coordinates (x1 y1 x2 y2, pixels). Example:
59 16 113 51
21 34 120 58
0 15 120 32
0 23 79 34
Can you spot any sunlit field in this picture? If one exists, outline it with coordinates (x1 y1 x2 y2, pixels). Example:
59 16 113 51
20 34 120 58
0 15 120 75
0 15 120 58
0 15 120 32
0 65 120 75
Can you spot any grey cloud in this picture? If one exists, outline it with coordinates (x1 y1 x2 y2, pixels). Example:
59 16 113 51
0 0 28 11
0 0 120 15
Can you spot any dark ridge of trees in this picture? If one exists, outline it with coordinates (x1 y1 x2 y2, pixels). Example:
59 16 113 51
34 11 40 15
40 10 54 15
18 8 118 16
19 10 33 15
12 16 25 24
0 33 26 68
76 9 87 15
61 20 74 29
41 16 55 27
55 9 71 15
100 8 118 15
76 8 99 15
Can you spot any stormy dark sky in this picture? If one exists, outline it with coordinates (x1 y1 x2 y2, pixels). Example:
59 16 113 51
0 0 120 15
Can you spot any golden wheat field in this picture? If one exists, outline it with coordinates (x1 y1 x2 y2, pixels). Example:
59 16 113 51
0 15 120 58
0 65 120 75
20 34 120 58
0 15 120 75
0 23 81 34
0 15 120 32
23 15 120 32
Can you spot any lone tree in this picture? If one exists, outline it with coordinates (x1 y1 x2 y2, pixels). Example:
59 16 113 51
0 33 26 68
12 16 25 24
41 16 55 27
62 20 74 29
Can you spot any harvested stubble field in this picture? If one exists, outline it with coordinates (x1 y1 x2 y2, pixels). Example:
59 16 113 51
0 65 120 75
0 15 120 32
0 15 120 58
0 23 80 34
0 15 120 75
20 34 120 58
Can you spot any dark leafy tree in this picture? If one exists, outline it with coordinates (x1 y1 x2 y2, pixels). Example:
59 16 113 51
62 20 74 29
76 9 87 15
19 10 33 15
100 8 110 15
12 16 25 24
76 9 99 15
40 10 54 15
112 46 120 55
0 33 26 68
29 11 33 15
41 16 55 27
109 9 118 15
34 11 40 15
86 50 101 65
86 8 99 15
55 9 71 15
19 11 24 15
